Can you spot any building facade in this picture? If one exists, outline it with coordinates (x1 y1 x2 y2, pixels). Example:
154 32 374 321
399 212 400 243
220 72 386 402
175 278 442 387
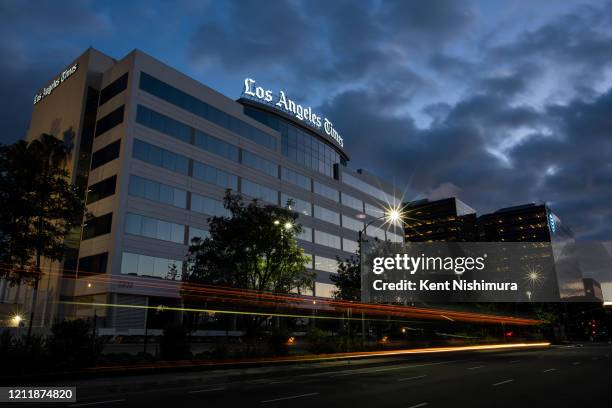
3 48 404 331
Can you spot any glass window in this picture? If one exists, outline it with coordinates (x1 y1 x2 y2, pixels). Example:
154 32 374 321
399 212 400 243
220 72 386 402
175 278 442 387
192 161 238 190
128 175 187 208
387 231 404 243
136 105 191 144
120 251 183 280
99 73 128 106
341 192 363 212
315 282 335 298
78 252 108 275
281 193 311 217
297 226 312 242
241 179 278 204
91 139 120 170
303 253 313 269
281 167 311 190
366 225 387 241
314 205 340 225
82 213 113 240
86 175 116 204
242 150 278 177
194 131 239 162
124 213 185 244
313 181 339 202
342 238 359 254
140 72 277 150
191 194 230 217
314 255 338 273
132 139 189 175
314 230 341 249
95 105 124 137
188 227 210 243
342 172 396 203
365 202 384 218
342 215 364 232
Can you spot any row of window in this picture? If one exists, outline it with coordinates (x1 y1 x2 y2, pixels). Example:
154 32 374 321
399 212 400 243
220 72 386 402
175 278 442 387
99 73 129 107
95 105 124 138
342 172 395 204
140 72 277 150
85 248 338 278
125 213 185 244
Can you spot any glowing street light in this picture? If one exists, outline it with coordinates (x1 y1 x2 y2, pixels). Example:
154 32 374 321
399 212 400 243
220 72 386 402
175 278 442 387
284 221 293 231
11 314 23 327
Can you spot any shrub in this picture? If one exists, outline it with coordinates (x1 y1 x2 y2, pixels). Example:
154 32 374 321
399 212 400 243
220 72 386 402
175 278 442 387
159 325 192 360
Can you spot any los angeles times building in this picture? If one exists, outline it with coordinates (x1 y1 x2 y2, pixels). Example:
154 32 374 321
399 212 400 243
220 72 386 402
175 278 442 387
2 48 403 334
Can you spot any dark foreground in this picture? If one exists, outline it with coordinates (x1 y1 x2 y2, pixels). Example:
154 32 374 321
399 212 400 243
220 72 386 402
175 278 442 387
10 343 612 408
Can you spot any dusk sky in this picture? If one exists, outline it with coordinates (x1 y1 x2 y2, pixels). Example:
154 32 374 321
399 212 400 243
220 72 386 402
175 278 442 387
2 0 612 241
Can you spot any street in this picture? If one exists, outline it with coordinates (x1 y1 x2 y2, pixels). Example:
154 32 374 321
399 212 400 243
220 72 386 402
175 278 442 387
32 343 612 408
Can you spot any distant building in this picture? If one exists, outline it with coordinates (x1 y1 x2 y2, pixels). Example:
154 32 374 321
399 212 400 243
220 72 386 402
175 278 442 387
403 197 478 242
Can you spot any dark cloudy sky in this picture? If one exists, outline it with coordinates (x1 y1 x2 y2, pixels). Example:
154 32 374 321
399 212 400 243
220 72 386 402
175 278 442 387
2 0 612 242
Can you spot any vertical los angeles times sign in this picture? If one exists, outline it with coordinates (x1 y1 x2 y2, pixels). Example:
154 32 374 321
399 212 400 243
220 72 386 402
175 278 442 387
243 78 344 148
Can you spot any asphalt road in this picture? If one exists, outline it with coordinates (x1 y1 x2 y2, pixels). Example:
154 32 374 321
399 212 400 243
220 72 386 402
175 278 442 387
22 343 612 407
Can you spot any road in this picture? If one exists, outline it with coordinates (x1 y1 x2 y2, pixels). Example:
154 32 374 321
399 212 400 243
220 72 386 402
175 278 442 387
35 343 612 407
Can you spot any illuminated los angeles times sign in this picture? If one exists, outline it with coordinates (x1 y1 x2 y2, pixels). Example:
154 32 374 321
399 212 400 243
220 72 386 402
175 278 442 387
243 78 344 148
33 63 78 105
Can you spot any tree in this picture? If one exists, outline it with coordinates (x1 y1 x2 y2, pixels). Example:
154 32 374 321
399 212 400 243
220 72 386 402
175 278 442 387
184 191 314 294
0 134 86 339
330 255 361 301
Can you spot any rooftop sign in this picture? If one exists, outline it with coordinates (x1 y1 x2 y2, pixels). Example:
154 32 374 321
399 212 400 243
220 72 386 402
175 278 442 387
242 78 344 148
33 63 78 105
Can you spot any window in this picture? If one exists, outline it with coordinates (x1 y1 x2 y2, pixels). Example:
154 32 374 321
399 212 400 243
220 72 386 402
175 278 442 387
78 252 108 275
188 227 210 243
241 179 278 204
194 131 239 161
132 139 189 175
125 213 185 244
387 231 404 243
314 255 338 273
297 226 312 242
314 230 341 249
366 225 386 241
128 175 187 208
281 193 311 216
86 175 116 204
314 205 340 225
83 213 113 240
341 192 363 212
191 194 230 217
99 73 128 106
242 150 278 177
342 238 359 254
120 251 183 280
139 72 277 150
365 202 383 217
136 105 191 144
313 181 339 201
342 172 395 203
315 282 335 298
342 215 364 232
192 161 238 190
91 139 120 170
281 167 311 191
95 105 124 137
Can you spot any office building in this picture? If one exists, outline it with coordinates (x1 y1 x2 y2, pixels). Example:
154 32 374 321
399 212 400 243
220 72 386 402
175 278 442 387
0 48 404 332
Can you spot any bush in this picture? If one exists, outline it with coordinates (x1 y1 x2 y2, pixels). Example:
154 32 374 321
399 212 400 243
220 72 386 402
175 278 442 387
268 329 289 356
159 325 192 360
306 328 337 354
47 319 103 369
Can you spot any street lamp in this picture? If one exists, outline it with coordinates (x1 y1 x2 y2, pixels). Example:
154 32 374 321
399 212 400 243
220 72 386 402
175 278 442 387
356 203 406 344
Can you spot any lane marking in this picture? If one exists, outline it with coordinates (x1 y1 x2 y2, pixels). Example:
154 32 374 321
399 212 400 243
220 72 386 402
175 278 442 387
572 362 581 365
261 392 319 403
543 368 556 373
398 375 427 382
407 403 428 408
70 400 126 407
509 360 520 363
188 387 226 394
467 365 484 370
331 360 460 377
268 380 293 385
492 379 514 387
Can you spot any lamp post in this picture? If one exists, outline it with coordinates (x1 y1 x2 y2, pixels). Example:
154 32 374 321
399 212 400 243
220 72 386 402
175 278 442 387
355 206 404 346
